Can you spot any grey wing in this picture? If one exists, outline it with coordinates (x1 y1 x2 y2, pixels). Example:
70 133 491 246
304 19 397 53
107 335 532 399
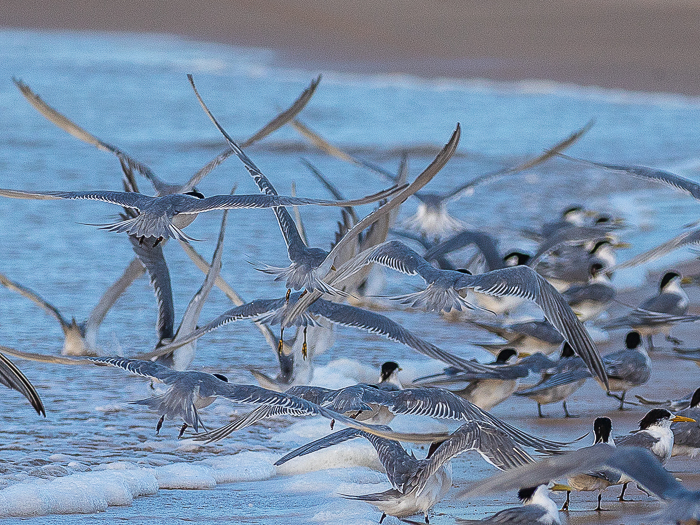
84 257 146 348
604 350 650 384
414 421 534 494
616 431 663 451
603 447 686 501
337 240 437 282
12 78 168 194
612 228 700 271
454 444 616 499
0 188 154 210
515 367 591 395
179 76 321 193
456 505 550 524
0 272 72 330
361 432 419 490
672 408 700 447
128 235 174 343
274 428 367 466
290 118 399 182
194 405 281 443
444 119 593 203
88 356 178 382
173 206 228 339
134 295 291 360
0 352 45 416
424 230 504 271
562 155 700 200
563 282 616 305
638 292 687 316
279 125 462 326
384 388 569 451
308 299 498 373
530 226 612 268
460 265 608 389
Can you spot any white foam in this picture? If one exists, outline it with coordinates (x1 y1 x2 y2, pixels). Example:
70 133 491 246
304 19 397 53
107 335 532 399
0 467 158 517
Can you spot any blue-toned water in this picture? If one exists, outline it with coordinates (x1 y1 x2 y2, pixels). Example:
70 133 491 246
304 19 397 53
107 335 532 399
1 28 700 523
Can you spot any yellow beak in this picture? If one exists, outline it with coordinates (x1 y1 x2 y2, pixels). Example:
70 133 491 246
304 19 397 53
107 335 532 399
518 352 531 358
681 276 694 285
672 415 696 423
549 483 573 492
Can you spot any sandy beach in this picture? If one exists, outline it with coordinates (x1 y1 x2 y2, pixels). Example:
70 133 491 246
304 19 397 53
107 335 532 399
5 0 700 95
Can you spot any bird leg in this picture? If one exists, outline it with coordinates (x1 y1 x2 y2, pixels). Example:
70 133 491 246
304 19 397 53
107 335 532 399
379 513 386 524
606 391 627 410
302 325 308 359
595 492 604 511
278 289 292 356
537 403 546 418
562 401 578 418
153 236 164 248
178 423 188 438
156 414 165 435
618 482 629 501
424 513 430 524
560 490 571 511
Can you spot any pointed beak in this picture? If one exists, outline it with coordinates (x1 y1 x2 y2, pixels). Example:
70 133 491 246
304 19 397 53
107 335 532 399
614 241 632 249
672 415 696 423
549 483 572 492
681 276 694 285
518 352 531 358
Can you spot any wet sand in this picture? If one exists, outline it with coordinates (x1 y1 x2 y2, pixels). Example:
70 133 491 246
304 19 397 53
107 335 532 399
5 0 700 95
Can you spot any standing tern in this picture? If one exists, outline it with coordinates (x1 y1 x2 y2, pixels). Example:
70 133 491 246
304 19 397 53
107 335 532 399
601 331 652 409
274 421 533 524
615 408 695 501
604 271 694 350
514 343 590 418
550 417 619 511
670 387 700 457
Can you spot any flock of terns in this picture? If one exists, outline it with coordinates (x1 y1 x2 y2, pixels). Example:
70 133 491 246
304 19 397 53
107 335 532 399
3 74 700 524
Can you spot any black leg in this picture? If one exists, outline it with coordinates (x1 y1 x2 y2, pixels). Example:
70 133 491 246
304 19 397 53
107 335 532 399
537 403 546 418
563 401 578 418
302 325 308 359
618 482 629 501
560 490 571 511
595 492 603 511
379 513 386 524
178 423 188 438
156 415 165 435
425 514 429 524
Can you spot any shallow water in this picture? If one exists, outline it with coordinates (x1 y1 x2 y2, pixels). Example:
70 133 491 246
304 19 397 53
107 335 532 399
0 28 699 523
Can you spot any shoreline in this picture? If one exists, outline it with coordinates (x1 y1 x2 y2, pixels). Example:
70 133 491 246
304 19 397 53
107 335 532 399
5 1 700 96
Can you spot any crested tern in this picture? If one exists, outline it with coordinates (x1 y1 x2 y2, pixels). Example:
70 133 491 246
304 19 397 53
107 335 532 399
550 417 619 511
615 408 695 500
604 271 694 350
514 343 590 418
670 387 700 457
602 331 652 409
